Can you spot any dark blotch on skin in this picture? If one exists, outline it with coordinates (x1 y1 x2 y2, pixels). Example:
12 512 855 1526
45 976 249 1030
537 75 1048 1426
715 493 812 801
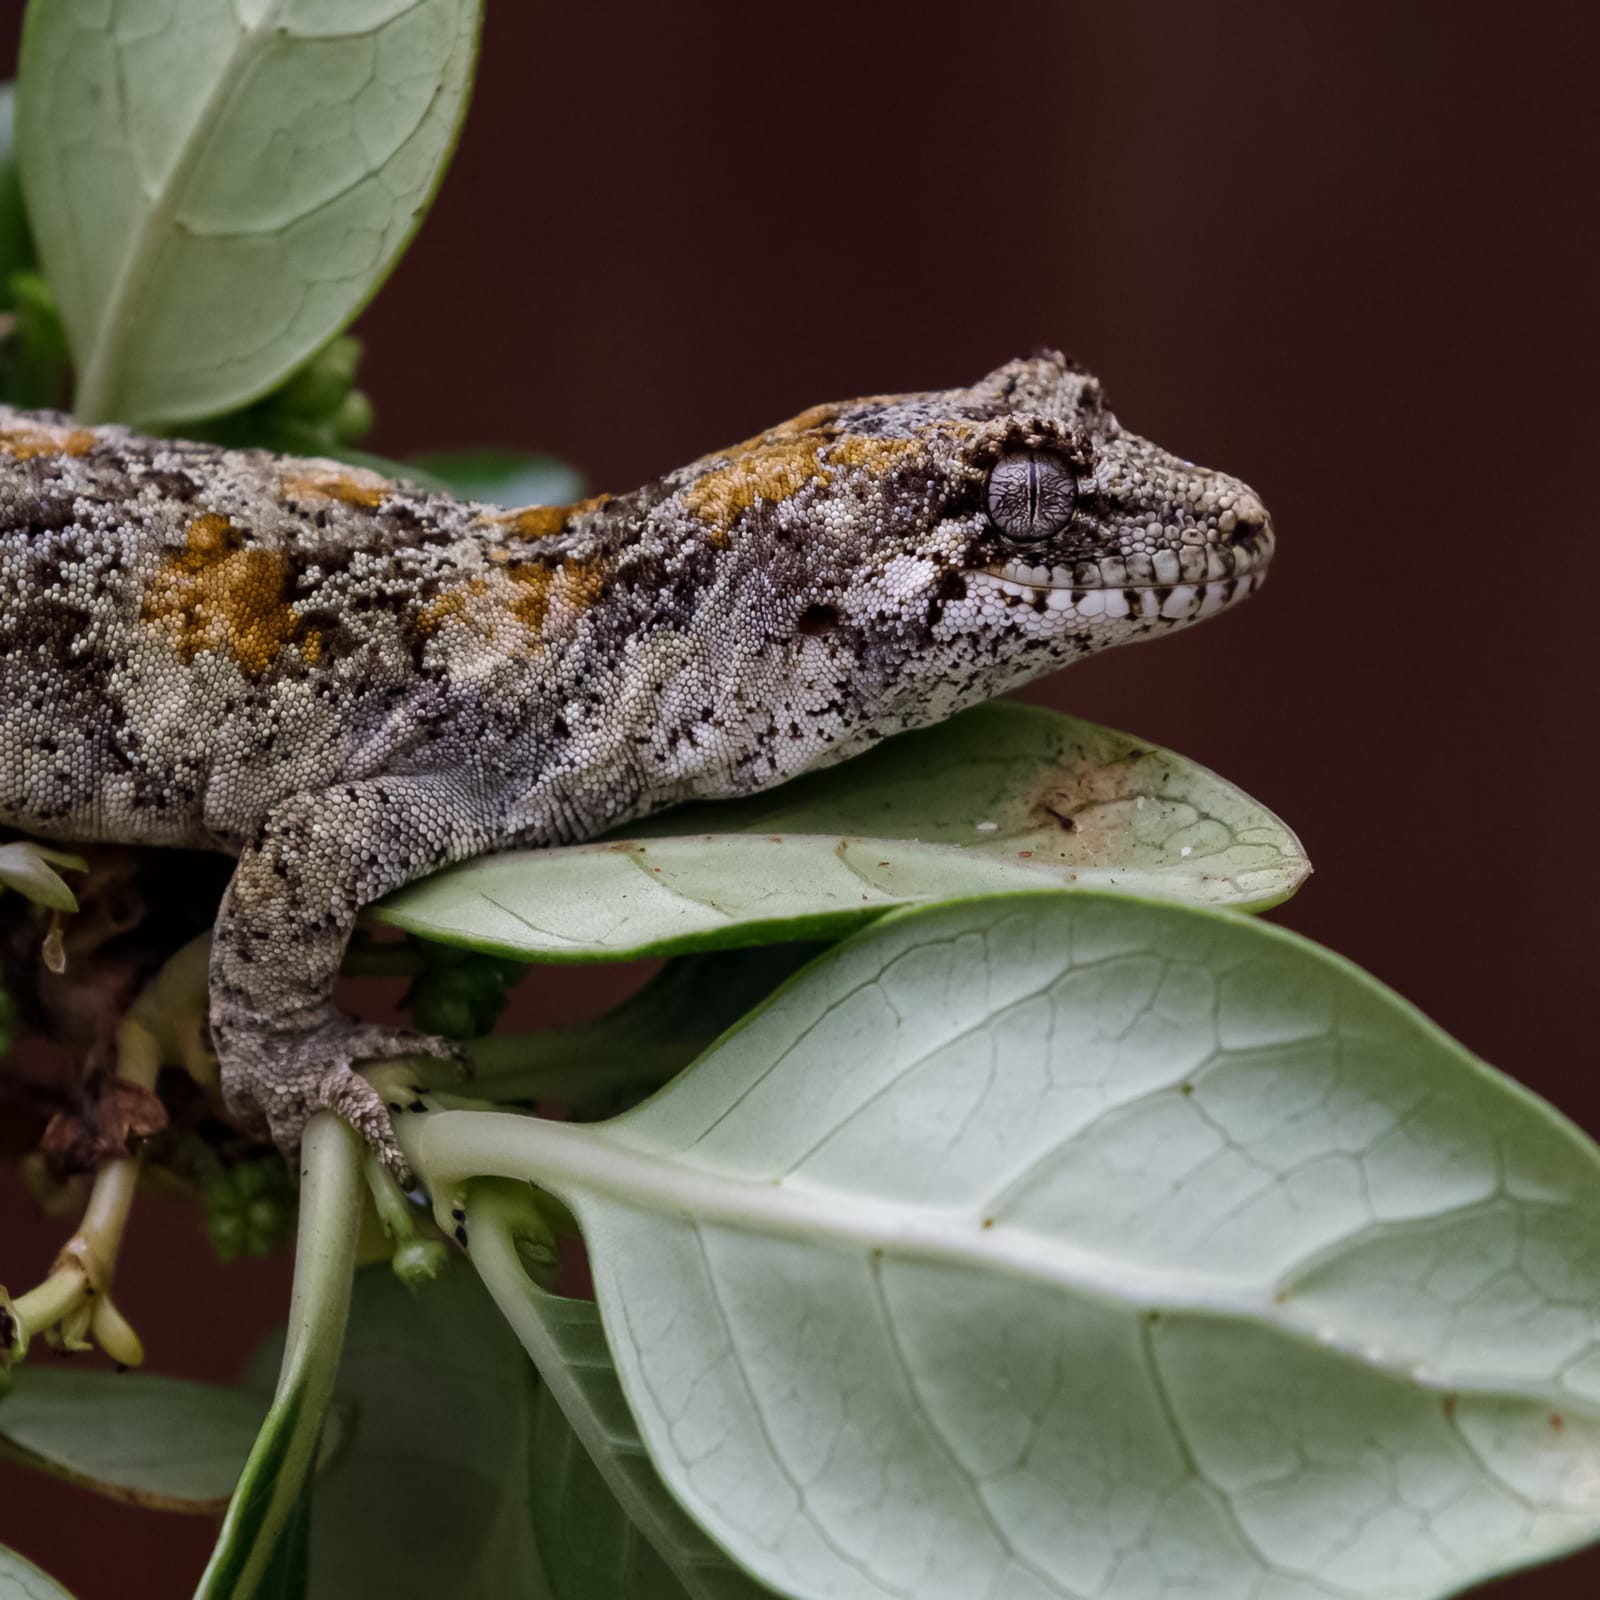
797 602 840 636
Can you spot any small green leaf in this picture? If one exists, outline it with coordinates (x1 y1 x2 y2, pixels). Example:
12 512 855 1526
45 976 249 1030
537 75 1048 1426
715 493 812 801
180 335 374 455
0 840 85 913
412 449 585 510
412 448 588 508
401 942 527 1041
0 1545 74 1600
0 269 72 411
268 335 364 429
205 1154 297 1262
17 0 482 424
372 704 1309 962
0 1368 292 1512
411 893 1600 1600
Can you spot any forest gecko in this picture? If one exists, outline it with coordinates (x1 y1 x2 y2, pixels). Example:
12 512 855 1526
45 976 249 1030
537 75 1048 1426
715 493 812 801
0 352 1274 1178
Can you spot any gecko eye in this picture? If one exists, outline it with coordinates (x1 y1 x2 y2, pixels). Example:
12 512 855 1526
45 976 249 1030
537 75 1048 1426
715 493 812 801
986 450 1077 544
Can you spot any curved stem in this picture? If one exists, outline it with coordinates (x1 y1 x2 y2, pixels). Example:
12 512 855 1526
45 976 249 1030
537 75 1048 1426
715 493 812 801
6 1009 164 1364
464 1182 726 1592
7 1271 80 1349
195 1113 363 1600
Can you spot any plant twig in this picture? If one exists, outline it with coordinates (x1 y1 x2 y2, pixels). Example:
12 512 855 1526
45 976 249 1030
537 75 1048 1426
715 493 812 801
3 933 216 1367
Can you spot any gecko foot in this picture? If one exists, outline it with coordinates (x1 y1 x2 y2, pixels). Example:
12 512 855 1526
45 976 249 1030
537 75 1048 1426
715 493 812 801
219 1020 463 1189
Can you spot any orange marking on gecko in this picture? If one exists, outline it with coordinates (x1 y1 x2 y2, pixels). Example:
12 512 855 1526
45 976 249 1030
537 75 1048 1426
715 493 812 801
507 555 610 633
281 464 394 509
717 402 843 460
508 562 555 630
0 420 96 459
827 434 927 473
415 580 485 635
561 554 609 610
140 513 316 676
683 433 834 538
684 416 928 542
493 493 614 543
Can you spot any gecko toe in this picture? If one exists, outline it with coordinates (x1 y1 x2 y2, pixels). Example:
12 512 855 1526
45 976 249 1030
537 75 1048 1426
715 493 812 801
319 1068 415 1190
218 1018 447 1189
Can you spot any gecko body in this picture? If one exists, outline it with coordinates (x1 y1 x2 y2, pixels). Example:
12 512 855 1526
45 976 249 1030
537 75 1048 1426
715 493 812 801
0 353 1273 1173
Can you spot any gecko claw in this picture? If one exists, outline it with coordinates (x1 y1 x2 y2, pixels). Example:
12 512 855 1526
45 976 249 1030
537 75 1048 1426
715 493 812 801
219 1019 460 1191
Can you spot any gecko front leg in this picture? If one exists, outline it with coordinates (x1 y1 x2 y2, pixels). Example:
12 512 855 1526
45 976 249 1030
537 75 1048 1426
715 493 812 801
208 773 494 1183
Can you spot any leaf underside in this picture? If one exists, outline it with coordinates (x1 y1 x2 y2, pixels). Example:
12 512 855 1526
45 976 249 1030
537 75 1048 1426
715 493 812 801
373 704 1311 963
0 1543 75 1600
500 892 1600 1600
17 0 482 425
0 1368 292 1513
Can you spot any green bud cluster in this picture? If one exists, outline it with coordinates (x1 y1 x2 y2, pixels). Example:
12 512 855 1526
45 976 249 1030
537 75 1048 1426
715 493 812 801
402 943 529 1041
204 1156 296 1263
176 334 375 456
0 270 71 410
264 334 373 448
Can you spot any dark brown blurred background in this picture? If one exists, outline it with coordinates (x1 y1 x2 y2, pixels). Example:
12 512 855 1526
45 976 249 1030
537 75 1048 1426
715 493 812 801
4 1 1598 1595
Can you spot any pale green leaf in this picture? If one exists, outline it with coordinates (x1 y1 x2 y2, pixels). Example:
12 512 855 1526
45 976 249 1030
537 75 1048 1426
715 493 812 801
465 1192 778 1599
0 1546 74 1600
17 0 482 424
0 1367 313 1512
0 841 84 912
411 893 1600 1600
373 704 1309 962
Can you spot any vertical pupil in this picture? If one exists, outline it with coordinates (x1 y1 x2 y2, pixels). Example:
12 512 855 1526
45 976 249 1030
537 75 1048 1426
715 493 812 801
1026 456 1040 531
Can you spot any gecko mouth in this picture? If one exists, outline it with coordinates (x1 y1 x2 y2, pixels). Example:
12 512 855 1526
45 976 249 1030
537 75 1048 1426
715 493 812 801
975 527 1273 621
977 568 1263 621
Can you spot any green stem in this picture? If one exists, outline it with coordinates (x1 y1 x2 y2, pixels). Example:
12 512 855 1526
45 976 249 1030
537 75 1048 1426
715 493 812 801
449 1029 686 1106
464 1184 700 1585
7 1271 79 1351
464 1186 613 1450
194 1114 362 1600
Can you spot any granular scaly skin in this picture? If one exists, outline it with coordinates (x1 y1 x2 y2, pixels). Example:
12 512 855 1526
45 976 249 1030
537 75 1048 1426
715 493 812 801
0 353 1273 1176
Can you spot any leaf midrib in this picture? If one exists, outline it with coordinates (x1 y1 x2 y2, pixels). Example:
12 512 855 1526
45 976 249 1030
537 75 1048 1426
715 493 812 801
417 1107 1586 1408
74 0 285 421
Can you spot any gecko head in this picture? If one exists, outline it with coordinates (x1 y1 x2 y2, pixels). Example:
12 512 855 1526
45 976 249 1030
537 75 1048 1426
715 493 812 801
745 351 1274 714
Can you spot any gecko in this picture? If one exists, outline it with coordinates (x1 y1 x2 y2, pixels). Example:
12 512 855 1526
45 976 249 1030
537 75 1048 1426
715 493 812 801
0 352 1274 1180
